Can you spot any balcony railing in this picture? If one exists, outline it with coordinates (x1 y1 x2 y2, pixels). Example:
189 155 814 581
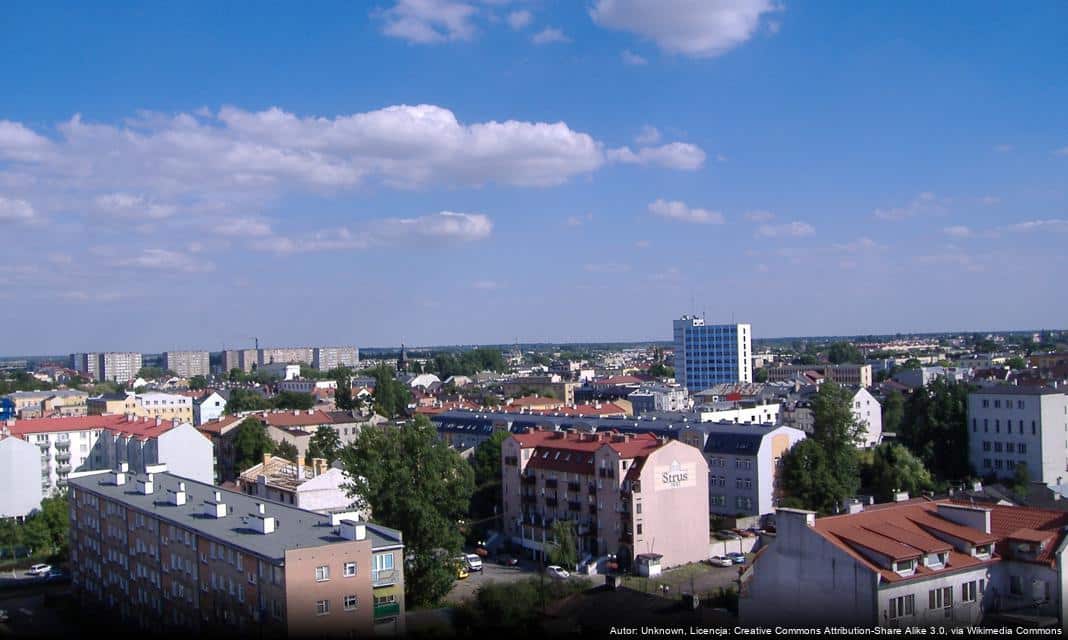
58 464 73 474
55 440 71 450
371 569 398 587
374 602 401 619
56 451 71 462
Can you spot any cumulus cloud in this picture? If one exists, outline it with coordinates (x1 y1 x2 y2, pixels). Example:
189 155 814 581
507 9 532 29
648 199 724 224
215 217 274 237
254 211 492 254
756 221 815 237
621 49 648 65
117 249 215 273
590 0 779 58
743 210 774 222
873 192 945 221
471 279 503 290
609 142 705 170
532 27 570 44
0 196 37 223
1005 219 1068 233
378 0 478 44
943 225 972 238
94 193 177 219
635 125 661 145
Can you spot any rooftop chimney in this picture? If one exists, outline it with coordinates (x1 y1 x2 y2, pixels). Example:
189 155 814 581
339 520 367 541
138 473 155 495
113 468 127 486
263 453 272 467
155 416 162 426
894 491 910 502
297 457 305 478
936 503 991 534
251 503 275 534
204 491 226 518
170 481 187 506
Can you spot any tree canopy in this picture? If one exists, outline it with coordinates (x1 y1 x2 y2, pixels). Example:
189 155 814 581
826 342 863 365
425 349 507 378
339 415 474 606
308 425 342 464
469 430 510 521
232 419 275 472
365 365 412 418
881 390 905 436
898 379 971 481
860 442 933 502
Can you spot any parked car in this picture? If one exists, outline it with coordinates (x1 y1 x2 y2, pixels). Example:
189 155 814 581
708 555 733 567
714 530 741 541
45 569 67 581
726 552 747 565
453 560 469 580
464 553 483 572
27 564 52 576
497 554 519 567
546 565 570 579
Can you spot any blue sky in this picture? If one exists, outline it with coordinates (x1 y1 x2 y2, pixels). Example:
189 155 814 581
1 1 1066 354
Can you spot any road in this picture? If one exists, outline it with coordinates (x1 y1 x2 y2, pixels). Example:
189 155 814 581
443 559 551 604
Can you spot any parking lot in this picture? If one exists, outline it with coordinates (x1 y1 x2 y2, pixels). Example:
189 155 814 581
621 561 743 600
443 558 569 604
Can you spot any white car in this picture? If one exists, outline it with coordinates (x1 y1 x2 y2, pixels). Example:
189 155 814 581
28 563 52 576
464 553 483 572
546 565 570 579
708 556 733 568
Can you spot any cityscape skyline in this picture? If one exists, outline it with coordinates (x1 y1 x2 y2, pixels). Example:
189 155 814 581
2 2 1066 353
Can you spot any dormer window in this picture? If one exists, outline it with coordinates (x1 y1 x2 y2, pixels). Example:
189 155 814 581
894 559 916 576
975 544 992 559
924 552 948 569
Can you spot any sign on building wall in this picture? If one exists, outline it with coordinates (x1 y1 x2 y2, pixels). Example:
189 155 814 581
654 460 697 491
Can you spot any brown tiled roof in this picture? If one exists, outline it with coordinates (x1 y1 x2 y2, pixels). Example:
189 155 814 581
833 527 923 562
260 410 333 427
196 415 247 435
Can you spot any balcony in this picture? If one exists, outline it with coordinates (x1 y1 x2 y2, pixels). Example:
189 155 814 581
521 474 536 485
545 479 558 489
545 498 558 508
567 482 581 493
57 478 69 488
374 602 401 619
54 440 71 450
598 468 614 479
55 451 71 462
58 464 73 474
568 501 581 512
372 569 398 587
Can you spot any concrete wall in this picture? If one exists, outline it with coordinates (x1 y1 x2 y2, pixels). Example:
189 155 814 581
284 538 373 637
154 424 215 484
0 436 44 517
632 440 710 569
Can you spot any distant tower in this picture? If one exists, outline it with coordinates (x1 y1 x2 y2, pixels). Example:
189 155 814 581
397 343 409 373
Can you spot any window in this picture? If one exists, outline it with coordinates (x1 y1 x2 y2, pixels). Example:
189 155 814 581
1010 576 1023 595
344 595 358 611
344 561 356 577
636 524 643 536
315 565 330 582
316 600 330 615
888 594 914 619
929 587 952 609
962 581 977 603
982 441 991 452
635 503 642 515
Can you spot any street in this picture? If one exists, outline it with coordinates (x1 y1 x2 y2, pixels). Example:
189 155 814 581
443 559 556 604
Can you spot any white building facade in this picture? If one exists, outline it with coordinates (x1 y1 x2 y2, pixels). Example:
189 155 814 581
0 435 44 518
968 387 1068 484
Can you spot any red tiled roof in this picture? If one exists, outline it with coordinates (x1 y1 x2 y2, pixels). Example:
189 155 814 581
260 410 333 427
595 375 645 386
511 430 662 460
509 396 563 408
196 415 247 435
6 414 190 441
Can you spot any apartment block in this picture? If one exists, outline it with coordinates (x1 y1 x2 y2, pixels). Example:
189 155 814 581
767 364 873 388
672 316 752 393
163 351 211 378
224 349 259 374
2 414 213 495
68 470 405 637
967 386 1068 484
678 423 806 517
501 429 709 572
99 352 144 384
4 389 88 418
627 384 689 415
259 347 314 367
88 392 194 424
313 347 359 372
70 352 101 381
501 376 578 405
741 500 1068 627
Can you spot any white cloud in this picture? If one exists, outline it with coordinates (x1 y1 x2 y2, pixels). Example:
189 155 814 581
378 0 478 44
943 225 972 238
635 239 650 248
0 120 53 162
743 210 774 222
621 50 648 65
590 0 779 58
635 125 661 145
1055 146 1068 156
117 249 215 273
584 263 631 273
872 192 944 221
506 9 532 29
609 142 706 170
532 27 570 44
471 279 503 290
648 199 724 224
1005 219 1068 233
253 211 492 254
756 221 815 237
94 193 177 219
0 196 37 223
215 217 274 237
566 212 594 227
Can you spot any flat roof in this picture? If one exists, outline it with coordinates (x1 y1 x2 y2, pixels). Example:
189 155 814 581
69 471 401 562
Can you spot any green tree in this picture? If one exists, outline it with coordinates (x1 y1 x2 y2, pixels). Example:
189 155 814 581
901 358 922 370
225 388 270 414
366 366 412 418
826 342 863 365
136 366 174 380
270 391 315 411
339 415 474 606
899 379 972 481
274 440 299 463
647 362 675 378
228 368 248 383
20 516 51 556
861 443 933 502
308 425 342 463
188 375 208 390
882 390 905 436
1010 463 1031 496
469 431 509 520
335 370 354 412
1006 356 1027 370
233 419 275 471
753 368 769 383
779 383 862 514
39 496 70 555
547 520 578 570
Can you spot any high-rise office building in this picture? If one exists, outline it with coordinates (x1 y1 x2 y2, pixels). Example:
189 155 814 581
672 316 751 393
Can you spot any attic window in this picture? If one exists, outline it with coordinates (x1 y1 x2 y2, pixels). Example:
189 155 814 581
894 559 916 576
542 451 549 459
975 544 992 559
924 552 947 569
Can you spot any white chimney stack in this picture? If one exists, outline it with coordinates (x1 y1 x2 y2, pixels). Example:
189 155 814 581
138 474 154 495
340 520 367 541
252 504 275 534
171 481 187 506
204 491 226 518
